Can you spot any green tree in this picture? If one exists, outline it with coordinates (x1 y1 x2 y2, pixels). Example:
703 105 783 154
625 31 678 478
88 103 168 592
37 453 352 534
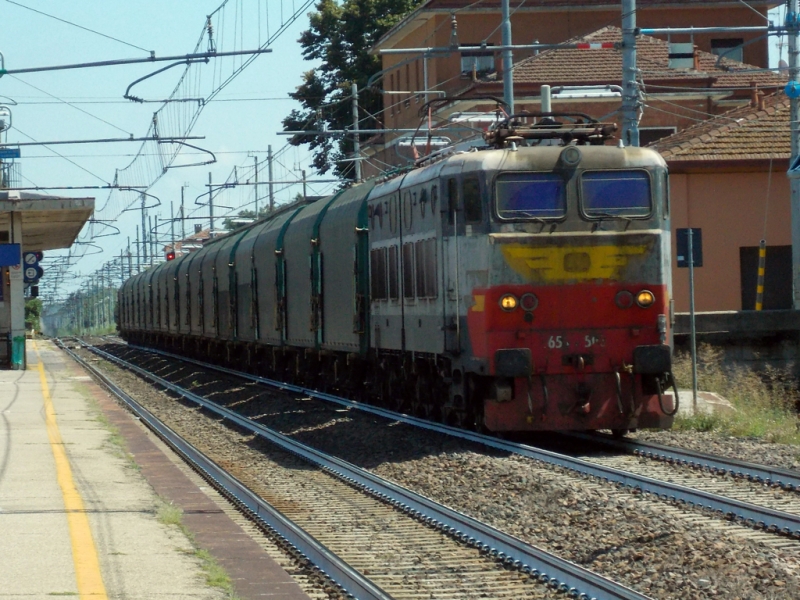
222 209 258 231
283 0 423 179
25 298 42 332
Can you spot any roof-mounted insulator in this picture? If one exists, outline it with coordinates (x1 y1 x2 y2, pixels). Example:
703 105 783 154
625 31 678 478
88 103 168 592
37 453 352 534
206 17 217 53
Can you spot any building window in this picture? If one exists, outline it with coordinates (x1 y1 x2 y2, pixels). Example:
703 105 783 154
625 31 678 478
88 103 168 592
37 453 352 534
640 127 677 147
461 46 495 77
711 38 743 63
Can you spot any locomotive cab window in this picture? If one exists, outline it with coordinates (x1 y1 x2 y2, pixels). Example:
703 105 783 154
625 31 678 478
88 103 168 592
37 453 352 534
495 172 566 220
580 170 651 218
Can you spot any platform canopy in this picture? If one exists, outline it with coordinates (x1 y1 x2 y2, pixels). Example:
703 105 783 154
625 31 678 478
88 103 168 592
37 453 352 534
0 191 94 251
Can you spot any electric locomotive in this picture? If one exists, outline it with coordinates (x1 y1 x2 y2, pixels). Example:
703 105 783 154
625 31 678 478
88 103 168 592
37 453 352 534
118 113 675 433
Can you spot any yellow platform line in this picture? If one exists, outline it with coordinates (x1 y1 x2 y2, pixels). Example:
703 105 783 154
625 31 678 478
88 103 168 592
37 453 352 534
33 341 108 599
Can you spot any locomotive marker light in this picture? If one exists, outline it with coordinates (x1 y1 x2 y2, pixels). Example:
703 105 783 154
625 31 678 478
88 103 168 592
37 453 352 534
520 293 538 311
614 290 634 309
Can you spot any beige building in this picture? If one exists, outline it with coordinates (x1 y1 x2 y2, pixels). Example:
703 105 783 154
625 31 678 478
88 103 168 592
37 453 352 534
652 93 792 313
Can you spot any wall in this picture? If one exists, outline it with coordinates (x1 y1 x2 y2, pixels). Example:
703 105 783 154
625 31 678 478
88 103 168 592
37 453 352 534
669 167 791 312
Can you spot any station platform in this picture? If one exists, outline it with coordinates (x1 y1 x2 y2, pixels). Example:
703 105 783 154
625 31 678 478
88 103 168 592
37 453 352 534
0 339 312 600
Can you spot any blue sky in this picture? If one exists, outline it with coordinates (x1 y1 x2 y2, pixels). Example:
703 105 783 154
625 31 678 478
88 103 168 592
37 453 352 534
1 0 324 299
0 1 788 302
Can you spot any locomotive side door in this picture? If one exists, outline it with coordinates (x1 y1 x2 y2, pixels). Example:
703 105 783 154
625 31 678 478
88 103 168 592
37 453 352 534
439 161 465 354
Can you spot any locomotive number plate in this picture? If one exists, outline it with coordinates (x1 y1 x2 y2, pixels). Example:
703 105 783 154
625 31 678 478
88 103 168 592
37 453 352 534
546 335 605 350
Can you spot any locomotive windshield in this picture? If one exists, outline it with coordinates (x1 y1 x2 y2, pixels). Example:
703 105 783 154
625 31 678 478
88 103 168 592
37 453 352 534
580 170 651 217
495 173 566 220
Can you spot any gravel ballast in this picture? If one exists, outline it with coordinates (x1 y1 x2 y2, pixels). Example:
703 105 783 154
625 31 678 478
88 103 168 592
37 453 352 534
83 343 800 598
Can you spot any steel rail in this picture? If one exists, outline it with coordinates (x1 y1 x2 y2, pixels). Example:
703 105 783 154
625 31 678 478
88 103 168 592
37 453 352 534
56 341 391 600
121 342 800 538
84 340 652 600
566 432 800 491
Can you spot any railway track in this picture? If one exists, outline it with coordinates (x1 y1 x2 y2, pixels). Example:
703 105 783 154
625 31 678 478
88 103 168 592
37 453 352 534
62 338 650 600
92 338 800 541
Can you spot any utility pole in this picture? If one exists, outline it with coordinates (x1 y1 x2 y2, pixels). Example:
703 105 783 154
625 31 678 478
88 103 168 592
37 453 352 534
119 250 125 285
352 83 362 182
302 169 307 201
621 0 640 147
208 171 215 239
790 0 800 308
268 145 275 213
501 0 514 114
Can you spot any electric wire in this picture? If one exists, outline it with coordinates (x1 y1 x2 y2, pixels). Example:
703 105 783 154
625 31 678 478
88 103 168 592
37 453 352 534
7 75 134 136
2 0 153 54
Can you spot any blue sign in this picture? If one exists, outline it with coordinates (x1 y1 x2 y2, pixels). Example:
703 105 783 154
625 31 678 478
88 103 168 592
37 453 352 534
24 265 43 283
676 228 703 268
0 243 21 267
0 147 20 159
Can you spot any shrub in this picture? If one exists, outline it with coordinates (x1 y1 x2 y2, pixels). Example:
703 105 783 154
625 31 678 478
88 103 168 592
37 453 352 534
672 345 800 444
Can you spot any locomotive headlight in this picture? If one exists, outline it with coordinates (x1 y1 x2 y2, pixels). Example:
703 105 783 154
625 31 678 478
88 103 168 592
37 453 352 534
561 146 582 167
499 294 518 311
636 290 655 308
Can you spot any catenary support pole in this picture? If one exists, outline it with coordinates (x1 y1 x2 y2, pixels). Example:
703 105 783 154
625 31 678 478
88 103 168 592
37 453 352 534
208 171 215 239
140 194 148 265
688 229 698 411
267 145 275 213
180 185 186 241
253 155 259 216
621 0 640 146
136 226 141 273
352 83 362 182
501 0 514 114
789 0 800 308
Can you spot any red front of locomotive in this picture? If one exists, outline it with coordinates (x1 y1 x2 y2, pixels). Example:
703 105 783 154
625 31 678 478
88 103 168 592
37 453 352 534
465 146 674 432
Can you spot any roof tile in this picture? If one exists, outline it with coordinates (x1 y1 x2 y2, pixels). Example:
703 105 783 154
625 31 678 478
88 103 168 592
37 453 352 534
650 93 790 161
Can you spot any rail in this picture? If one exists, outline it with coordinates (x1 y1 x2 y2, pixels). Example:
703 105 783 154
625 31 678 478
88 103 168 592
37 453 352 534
76 338 653 600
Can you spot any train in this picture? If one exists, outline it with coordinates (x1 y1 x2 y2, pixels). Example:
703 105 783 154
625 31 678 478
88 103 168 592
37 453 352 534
118 113 677 434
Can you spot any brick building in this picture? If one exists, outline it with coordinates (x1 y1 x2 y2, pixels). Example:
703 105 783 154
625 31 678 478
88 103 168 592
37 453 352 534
363 0 782 176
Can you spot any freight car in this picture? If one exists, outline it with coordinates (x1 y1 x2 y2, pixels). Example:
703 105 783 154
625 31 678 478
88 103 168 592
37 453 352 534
119 115 677 433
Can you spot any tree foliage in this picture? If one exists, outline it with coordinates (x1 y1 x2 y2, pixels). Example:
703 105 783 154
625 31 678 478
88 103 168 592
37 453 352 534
25 298 42 332
283 0 423 179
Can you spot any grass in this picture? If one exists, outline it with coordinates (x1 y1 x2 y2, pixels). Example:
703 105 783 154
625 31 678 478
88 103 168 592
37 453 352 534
671 344 800 444
156 498 241 600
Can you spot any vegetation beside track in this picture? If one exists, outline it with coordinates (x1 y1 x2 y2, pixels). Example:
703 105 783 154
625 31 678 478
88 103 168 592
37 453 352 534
672 345 800 444
157 499 241 600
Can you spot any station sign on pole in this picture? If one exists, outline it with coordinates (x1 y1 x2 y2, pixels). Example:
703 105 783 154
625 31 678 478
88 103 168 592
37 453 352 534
676 227 701 411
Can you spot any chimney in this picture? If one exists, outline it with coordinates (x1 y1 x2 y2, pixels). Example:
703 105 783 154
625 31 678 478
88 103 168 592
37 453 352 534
750 81 759 107
194 224 202 234
693 46 700 71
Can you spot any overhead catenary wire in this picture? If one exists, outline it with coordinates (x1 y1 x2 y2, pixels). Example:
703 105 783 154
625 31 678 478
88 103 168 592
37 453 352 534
2 0 153 54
